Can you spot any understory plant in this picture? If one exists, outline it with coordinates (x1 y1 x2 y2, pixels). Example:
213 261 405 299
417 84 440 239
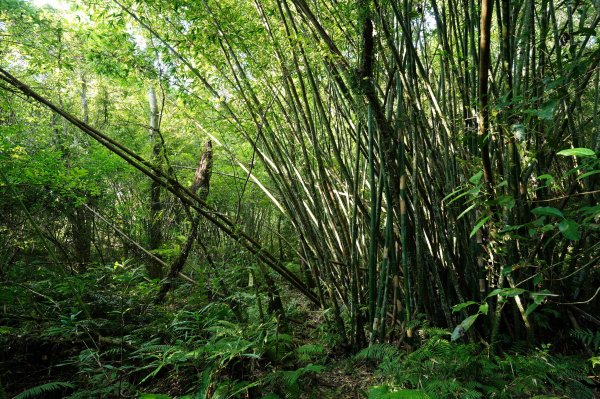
355 329 595 399
1 261 327 398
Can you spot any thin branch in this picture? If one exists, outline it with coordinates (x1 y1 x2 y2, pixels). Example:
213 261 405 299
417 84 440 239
557 286 600 305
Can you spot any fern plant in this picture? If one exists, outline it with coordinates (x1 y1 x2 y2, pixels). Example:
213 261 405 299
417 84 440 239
368 386 431 399
12 381 74 399
571 328 600 369
295 343 326 363
571 328 600 351
355 335 594 399
261 363 325 399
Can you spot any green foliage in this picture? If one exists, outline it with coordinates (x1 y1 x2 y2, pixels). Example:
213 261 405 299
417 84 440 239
12 382 74 399
261 363 324 399
0 256 336 397
357 334 594 399
368 386 430 399
571 328 600 351
571 328 600 369
355 343 401 363
450 289 555 341
295 343 326 363
556 148 597 157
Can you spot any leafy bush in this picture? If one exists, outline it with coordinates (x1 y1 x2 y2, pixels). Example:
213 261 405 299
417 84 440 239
356 332 594 399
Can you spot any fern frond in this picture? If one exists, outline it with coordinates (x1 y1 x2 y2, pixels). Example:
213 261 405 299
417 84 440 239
284 363 324 386
13 381 74 399
570 328 600 350
132 344 177 354
355 343 400 362
295 343 325 362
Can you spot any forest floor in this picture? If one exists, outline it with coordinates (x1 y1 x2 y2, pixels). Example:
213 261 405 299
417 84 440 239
1 268 598 399
311 362 375 398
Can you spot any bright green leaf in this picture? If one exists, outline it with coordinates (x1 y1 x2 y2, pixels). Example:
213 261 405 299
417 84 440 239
452 301 478 312
470 214 492 238
501 288 527 297
531 289 553 305
479 303 489 315
487 288 503 298
557 148 596 157
451 314 479 341
451 325 464 341
541 223 555 233
469 170 483 184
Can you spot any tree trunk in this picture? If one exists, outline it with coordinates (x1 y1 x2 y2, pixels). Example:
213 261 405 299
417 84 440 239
156 140 213 303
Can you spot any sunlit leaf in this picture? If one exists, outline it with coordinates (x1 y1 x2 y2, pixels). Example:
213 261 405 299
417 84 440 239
452 301 478 312
556 148 596 157
479 303 489 315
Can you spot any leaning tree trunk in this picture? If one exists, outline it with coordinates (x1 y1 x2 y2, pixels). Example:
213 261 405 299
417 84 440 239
156 140 213 303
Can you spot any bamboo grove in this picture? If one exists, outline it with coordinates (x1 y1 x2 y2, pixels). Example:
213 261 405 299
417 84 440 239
2 0 599 350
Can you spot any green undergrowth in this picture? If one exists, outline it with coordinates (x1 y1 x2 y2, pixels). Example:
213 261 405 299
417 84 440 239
355 328 596 399
1 262 597 399
0 261 330 398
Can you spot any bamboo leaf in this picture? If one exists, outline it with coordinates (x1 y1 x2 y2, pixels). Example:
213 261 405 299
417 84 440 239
500 288 527 297
486 288 527 298
531 289 554 304
443 186 466 202
457 203 477 220
497 195 515 209
577 170 600 180
469 215 492 238
537 174 554 181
